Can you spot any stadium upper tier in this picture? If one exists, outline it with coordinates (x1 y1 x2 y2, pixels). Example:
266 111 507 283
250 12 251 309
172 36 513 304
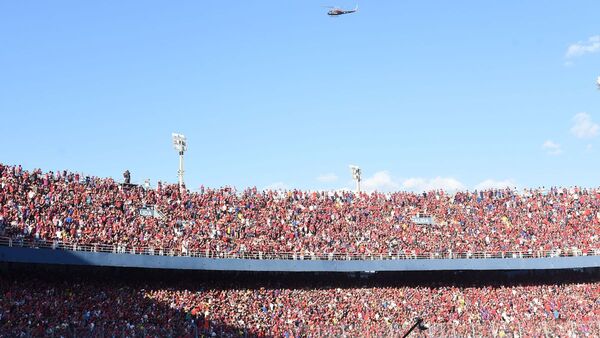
0 164 598 258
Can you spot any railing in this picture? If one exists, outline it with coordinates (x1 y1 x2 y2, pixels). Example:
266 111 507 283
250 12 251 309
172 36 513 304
1 236 599 261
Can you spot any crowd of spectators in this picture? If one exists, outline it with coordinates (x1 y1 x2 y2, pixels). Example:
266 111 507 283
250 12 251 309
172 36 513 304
1 275 598 337
147 281 599 337
1 163 599 257
1 164 599 337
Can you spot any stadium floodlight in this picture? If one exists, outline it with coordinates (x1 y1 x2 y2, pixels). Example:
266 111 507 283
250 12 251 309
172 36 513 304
349 165 362 193
172 133 187 188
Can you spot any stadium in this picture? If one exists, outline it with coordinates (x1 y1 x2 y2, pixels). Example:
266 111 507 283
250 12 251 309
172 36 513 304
1 163 598 337
2 2 600 337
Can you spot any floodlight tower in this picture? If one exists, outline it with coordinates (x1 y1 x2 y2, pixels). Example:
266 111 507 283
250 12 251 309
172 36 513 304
349 165 362 193
172 133 187 188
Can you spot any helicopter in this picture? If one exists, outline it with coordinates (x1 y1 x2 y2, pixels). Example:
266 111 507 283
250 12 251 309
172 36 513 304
324 4 358 16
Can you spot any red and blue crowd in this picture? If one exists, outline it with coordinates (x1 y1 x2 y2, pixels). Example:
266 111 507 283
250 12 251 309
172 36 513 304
1 164 600 337
1 276 598 337
1 164 598 257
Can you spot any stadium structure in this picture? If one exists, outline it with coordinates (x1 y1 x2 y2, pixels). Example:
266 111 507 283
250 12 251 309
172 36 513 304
0 162 599 337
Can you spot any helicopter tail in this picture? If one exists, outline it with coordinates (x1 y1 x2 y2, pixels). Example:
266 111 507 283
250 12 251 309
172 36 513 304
354 4 359 11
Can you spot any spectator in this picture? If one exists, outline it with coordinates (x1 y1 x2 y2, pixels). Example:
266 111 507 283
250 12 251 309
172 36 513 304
123 170 131 184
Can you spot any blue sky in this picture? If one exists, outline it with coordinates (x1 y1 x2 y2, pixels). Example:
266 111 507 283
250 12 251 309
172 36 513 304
1 1 599 192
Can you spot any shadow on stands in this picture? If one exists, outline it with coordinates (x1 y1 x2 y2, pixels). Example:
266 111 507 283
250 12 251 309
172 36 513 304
2 259 599 289
0 265 275 337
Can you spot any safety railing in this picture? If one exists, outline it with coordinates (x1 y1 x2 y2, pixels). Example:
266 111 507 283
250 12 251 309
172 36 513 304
1 236 599 261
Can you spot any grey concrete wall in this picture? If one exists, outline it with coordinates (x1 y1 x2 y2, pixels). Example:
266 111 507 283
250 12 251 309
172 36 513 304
2 247 599 272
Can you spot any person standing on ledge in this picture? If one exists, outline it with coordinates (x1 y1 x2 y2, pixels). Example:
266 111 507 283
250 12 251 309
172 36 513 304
123 170 131 184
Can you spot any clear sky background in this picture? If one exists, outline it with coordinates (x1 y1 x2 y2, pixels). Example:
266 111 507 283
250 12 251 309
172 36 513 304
1 1 599 192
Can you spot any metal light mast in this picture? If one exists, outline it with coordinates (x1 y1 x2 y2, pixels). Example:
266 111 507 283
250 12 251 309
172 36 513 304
172 133 187 188
349 165 362 193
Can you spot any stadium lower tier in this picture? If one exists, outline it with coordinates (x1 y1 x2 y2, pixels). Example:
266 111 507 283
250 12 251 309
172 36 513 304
1 270 598 337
